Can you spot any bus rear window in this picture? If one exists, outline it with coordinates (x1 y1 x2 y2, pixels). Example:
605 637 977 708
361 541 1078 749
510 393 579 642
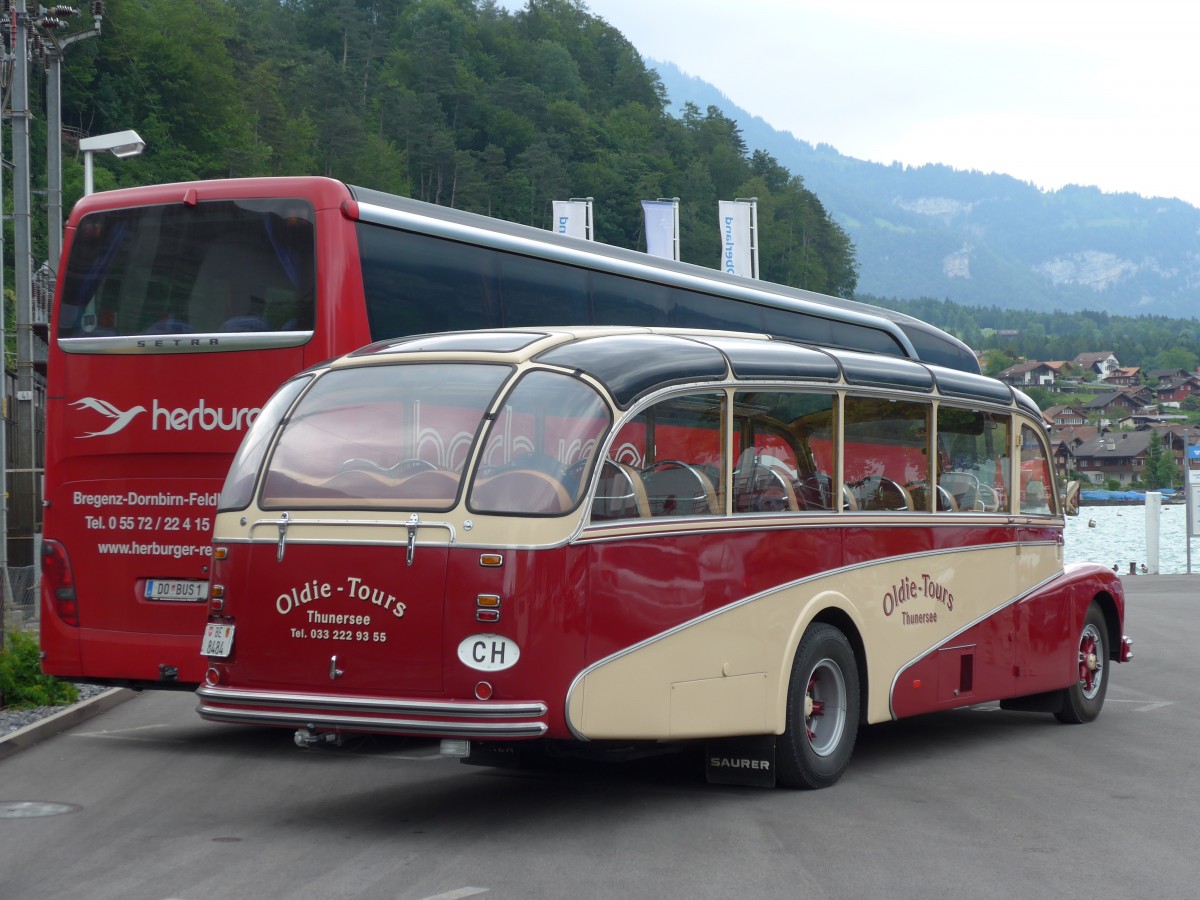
260 363 511 511
58 198 316 338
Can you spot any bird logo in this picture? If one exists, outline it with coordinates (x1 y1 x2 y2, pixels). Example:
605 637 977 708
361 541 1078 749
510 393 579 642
71 397 147 437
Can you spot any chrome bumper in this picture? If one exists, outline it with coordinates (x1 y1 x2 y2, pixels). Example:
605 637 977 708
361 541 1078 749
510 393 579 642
196 685 549 738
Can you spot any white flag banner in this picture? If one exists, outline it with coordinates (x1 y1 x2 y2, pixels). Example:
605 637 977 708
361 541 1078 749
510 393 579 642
642 200 677 260
552 200 589 239
719 200 754 277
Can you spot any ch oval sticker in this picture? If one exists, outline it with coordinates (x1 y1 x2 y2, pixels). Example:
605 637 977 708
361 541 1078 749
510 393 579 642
457 634 520 672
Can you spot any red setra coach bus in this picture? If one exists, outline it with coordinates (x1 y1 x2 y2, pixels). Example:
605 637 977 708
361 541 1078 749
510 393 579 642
41 177 979 691
196 327 1132 788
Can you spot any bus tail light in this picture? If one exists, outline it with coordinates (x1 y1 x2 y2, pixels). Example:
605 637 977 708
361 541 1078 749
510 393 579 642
476 594 500 623
210 584 225 612
41 540 79 627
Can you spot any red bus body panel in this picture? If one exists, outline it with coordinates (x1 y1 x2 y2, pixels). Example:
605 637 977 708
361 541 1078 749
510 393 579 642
202 519 1124 740
42 178 367 687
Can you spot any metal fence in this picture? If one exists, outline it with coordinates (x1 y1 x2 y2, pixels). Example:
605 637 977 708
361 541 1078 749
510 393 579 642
3 565 39 635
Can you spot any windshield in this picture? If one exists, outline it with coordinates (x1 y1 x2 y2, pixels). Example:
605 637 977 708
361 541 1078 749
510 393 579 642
260 364 511 511
58 198 316 338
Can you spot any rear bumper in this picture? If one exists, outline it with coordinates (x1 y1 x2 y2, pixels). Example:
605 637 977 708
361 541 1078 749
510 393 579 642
196 685 549 739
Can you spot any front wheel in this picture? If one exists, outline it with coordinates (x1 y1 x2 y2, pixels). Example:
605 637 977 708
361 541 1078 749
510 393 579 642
1055 602 1109 724
777 624 860 789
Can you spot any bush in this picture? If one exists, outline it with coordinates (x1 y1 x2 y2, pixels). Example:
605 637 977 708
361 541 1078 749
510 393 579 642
0 630 78 709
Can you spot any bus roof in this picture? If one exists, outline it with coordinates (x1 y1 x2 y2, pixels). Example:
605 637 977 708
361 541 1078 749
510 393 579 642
344 327 1030 415
63 176 978 374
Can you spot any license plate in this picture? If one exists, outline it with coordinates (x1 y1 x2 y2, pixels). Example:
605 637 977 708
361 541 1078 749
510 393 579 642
145 579 209 601
202 623 235 657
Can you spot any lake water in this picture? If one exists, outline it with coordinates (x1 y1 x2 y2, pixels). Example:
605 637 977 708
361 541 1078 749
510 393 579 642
1065 503 1196 575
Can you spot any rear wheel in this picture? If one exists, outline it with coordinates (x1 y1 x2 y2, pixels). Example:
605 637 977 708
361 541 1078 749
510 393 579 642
1055 603 1109 724
777 624 860 789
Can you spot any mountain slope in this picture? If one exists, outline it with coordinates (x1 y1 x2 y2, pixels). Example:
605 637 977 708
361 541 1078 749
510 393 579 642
653 60 1200 319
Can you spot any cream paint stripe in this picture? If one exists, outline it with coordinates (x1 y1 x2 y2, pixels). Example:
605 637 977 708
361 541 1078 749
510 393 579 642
564 542 1060 739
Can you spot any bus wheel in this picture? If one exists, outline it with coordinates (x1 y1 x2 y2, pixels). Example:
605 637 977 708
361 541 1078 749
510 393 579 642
1055 603 1109 724
777 624 860 789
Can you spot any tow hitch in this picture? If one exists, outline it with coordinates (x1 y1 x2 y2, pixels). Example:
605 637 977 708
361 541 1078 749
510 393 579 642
293 725 342 748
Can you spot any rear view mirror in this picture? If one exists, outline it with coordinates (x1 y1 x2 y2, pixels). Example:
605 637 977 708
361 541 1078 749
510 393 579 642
1063 480 1081 517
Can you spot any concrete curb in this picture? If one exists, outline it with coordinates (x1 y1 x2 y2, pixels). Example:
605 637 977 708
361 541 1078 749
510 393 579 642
0 688 136 762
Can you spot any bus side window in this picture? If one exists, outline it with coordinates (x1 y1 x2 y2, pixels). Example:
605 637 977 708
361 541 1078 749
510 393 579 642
937 407 1011 513
610 394 725 518
843 396 929 512
732 391 836 513
1020 423 1056 515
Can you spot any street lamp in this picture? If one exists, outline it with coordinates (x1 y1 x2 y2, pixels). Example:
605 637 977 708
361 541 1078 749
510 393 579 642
80 130 146 195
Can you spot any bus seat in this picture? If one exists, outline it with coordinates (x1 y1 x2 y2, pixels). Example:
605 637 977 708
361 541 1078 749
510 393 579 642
395 469 461 505
472 469 573 514
220 314 270 332
853 476 913 512
320 468 409 499
734 464 799 513
936 485 959 512
641 461 719 517
592 461 650 520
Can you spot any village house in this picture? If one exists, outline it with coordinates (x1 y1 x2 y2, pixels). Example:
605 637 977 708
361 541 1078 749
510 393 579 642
1048 424 1099 481
1042 405 1087 427
1151 376 1200 406
996 360 1057 388
1102 366 1141 387
1081 389 1150 426
1072 351 1120 379
1072 431 1157 487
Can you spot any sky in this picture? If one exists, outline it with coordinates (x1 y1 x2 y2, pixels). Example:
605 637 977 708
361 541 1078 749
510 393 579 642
498 0 1200 208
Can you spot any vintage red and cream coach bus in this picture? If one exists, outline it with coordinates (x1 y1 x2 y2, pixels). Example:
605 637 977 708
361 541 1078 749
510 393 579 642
196 326 1132 788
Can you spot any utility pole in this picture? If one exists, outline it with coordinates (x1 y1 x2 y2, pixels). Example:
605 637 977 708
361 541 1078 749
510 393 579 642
43 4 100 270
0 6 8 634
13 0 37 568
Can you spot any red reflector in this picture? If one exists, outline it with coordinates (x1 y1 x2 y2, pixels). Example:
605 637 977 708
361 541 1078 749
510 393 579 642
41 540 78 627
475 682 493 700
476 609 500 623
913 679 922 690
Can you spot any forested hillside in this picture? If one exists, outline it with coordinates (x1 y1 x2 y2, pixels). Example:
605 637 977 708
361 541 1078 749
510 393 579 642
43 0 855 296
866 296 1200 375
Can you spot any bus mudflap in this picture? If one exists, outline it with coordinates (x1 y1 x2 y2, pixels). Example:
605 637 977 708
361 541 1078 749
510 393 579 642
705 736 777 788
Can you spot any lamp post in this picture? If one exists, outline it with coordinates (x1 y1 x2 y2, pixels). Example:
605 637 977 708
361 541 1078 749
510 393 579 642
80 130 146 195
